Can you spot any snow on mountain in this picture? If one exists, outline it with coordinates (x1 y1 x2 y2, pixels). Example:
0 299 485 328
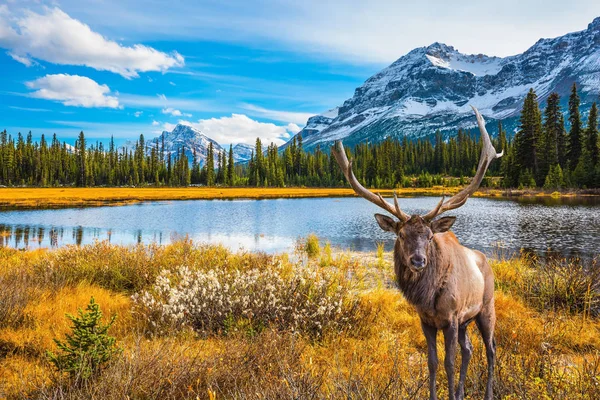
290 17 600 150
232 143 254 163
124 124 253 166
151 124 225 166
64 143 76 154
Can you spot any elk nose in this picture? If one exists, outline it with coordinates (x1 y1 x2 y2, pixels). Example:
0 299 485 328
411 255 426 269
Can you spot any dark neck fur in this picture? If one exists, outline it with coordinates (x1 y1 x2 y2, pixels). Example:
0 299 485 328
393 240 450 311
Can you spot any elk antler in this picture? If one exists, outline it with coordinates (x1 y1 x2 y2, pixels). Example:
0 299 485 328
422 106 503 222
333 141 411 222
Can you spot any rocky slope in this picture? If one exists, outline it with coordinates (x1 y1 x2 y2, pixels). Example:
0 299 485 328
291 17 600 149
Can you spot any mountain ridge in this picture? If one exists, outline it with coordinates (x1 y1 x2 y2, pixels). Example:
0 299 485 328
288 17 600 150
124 124 254 166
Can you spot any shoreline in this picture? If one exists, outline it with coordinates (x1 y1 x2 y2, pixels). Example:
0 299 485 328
0 186 599 210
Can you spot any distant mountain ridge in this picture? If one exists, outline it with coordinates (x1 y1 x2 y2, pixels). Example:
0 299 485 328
125 124 254 166
289 17 600 150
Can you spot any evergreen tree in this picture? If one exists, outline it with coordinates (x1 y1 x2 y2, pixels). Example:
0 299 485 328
47 297 120 379
586 102 599 168
227 144 235 185
541 92 562 182
206 142 215 186
514 89 543 185
567 83 583 171
76 131 86 186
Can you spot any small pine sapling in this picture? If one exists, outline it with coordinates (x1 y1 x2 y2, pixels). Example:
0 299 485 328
48 297 121 380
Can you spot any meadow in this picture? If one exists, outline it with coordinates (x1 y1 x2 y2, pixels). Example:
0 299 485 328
0 186 593 210
0 238 599 399
0 187 472 209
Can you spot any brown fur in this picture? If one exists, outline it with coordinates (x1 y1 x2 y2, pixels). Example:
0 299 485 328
376 214 496 400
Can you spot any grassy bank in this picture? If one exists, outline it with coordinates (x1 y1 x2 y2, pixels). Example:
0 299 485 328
1 239 599 399
0 187 468 209
1 186 597 210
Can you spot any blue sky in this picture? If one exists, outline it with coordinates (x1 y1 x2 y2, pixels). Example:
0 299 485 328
1 0 599 146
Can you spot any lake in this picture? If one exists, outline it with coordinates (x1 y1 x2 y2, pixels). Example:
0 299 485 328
0 196 599 258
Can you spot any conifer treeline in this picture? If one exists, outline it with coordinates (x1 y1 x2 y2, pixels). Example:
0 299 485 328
1 84 598 189
501 84 600 189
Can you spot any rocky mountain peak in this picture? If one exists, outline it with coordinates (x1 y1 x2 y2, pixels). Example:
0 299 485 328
288 16 600 151
425 42 456 57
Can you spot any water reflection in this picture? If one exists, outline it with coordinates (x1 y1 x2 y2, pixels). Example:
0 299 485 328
0 196 599 257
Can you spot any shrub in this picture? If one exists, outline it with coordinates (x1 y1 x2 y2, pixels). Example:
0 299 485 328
133 262 357 337
493 256 600 316
320 242 333 267
527 258 600 315
48 297 121 380
304 234 320 259
376 242 386 269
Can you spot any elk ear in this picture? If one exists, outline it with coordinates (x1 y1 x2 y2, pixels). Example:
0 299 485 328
431 216 456 233
374 214 399 233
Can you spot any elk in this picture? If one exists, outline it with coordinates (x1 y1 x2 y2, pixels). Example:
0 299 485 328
333 107 502 400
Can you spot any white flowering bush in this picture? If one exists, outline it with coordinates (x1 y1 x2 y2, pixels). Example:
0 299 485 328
133 262 357 337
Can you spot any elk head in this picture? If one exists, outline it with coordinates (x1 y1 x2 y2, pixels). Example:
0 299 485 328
332 106 503 272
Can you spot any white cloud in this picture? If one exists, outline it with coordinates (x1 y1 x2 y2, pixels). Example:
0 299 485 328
134 111 143 117
0 7 184 78
152 120 160 126
169 81 176 86
286 123 301 134
162 107 182 116
161 107 192 117
7 51 34 66
26 74 120 108
176 114 296 146
63 0 600 62
9 105 51 112
241 104 314 125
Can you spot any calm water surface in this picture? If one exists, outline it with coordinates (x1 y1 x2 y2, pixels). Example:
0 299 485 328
0 196 599 257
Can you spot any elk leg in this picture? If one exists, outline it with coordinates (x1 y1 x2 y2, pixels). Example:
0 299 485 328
455 322 473 400
421 321 439 400
476 310 496 400
443 318 458 400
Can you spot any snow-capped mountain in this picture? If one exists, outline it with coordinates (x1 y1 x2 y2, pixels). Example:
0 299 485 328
125 124 254 166
232 143 254 163
156 124 224 166
292 17 600 149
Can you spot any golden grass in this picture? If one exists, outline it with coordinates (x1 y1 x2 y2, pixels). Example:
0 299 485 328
1 186 594 210
0 187 466 209
0 241 599 398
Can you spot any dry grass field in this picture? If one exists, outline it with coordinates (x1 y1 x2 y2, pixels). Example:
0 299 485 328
0 187 464 209
0 186 584 209
1 239 599 399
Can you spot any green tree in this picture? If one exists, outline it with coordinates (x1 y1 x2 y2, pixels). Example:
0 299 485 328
541 92 561 182
76 131 86 186
514 89 543 185
543 164 564 190
206 142 215 186
586 102 599 169
567 83 583 171
227 144 235 185
48 297 120 380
